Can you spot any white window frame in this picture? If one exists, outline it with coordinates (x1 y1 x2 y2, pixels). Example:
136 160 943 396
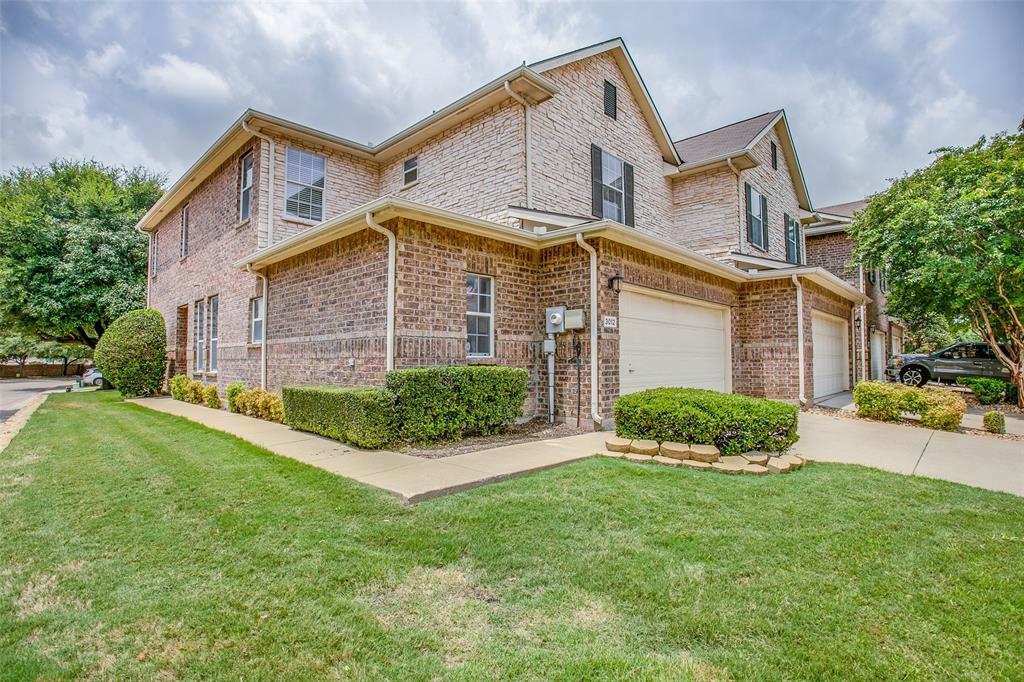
747 185 766 250
466 273 494 359
195 300 205 372
180 203 190 258
284 147 325 221
600 149 625 223
239 151 254 222
402 156 418 187
251 297 264 344
209 296 218 372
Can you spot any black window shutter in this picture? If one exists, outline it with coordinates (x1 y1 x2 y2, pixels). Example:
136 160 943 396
604 81 617 119
744 183 753 242
784 213 793 262
796 222 802 263
623 162 634 226
591 144 603 218
771 142 778 169
760 194 769 249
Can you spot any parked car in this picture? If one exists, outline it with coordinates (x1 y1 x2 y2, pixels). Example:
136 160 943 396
887 342 1011 386
80 368 103 386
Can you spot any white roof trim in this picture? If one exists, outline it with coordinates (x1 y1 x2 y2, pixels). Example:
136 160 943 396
506 206 591 228
530 38 681 165
727 252 793 270
747 267 870 304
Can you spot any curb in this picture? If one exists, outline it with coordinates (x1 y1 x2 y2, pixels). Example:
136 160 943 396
0 393 49 455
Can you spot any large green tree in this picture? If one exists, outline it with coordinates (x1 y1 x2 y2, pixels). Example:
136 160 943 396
850 124 1024 406
0 160 164 348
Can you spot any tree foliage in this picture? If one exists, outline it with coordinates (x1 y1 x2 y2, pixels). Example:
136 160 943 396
0 333 40 372
0 160 164 348
850 124 1024 405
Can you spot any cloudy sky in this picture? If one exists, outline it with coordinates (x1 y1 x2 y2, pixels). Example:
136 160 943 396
1 0 1021 207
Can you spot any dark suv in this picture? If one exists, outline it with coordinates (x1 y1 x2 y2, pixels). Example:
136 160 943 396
887 342 1011 386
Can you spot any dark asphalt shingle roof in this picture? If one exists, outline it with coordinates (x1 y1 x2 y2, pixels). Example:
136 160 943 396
816 200 868 218
673 110 780 165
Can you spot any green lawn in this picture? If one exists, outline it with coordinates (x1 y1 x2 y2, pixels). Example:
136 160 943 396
2 392 1022 681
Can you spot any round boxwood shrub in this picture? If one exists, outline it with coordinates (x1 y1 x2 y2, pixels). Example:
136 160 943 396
93 309 167 397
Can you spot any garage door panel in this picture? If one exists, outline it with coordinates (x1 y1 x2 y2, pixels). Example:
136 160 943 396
619 290 729 396
812 313 850 398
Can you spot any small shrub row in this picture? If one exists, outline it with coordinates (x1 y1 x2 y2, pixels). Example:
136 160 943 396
233 388 285 423
283 386 397 449
852 381 965 432
613 388 799 456
170 374 223 409
956 377 1018 405
983 411 1006 434
384 366 530 443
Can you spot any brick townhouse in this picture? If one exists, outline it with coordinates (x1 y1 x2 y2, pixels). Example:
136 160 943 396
804 200 905 382
138 38 868 428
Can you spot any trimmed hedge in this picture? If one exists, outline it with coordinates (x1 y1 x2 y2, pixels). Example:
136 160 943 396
613 388 799 456
234 388 284 423
169 374 191 401
386 366 529 443
853 381 965 432
225 381 246 413
283 386 397 449
202 385 222 409
93 309 167 397
983 411 1006 434
957 377 1016 405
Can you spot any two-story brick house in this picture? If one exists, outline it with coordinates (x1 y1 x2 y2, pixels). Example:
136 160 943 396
138 38 867 428
805 200 904 383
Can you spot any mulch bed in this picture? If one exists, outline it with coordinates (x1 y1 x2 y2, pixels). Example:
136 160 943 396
403 419 585 459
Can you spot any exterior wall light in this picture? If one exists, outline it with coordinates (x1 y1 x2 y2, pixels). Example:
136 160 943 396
608 273 623 293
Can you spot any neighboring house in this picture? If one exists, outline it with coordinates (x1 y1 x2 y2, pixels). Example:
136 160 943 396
805 200 904 383
139 38 868 427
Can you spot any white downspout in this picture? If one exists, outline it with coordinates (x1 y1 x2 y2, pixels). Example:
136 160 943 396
858 265 868 380
242 120 276 246
504 81 532 209
850 306 857 386
246 264 268 389
575 233 602 427
791 274 807 405
146 233 152 307
366 212 396 371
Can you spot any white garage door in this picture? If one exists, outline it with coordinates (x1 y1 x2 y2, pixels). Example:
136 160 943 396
619 288 730 396
812 311 850 398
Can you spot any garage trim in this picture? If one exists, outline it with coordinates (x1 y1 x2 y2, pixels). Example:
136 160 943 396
619 283 733 393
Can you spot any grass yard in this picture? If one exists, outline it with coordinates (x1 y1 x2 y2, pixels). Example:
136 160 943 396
2 391 1022 680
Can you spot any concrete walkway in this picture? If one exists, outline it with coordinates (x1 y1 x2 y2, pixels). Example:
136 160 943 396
794 411 1023 496
129 398 604 503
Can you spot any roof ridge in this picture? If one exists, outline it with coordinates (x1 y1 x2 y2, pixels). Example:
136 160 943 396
673 109 781 144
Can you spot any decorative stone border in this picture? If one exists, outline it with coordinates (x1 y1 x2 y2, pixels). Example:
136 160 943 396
601 437 810 474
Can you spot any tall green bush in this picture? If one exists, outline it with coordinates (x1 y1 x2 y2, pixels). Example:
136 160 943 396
385 366 529 442
982 411 1006 434
283 386 397 449
613 388 798 456
93 309 166 397
957 377 1014 404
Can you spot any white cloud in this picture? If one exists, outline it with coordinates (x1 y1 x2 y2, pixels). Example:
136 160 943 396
139 53 232 103
85 43 125 76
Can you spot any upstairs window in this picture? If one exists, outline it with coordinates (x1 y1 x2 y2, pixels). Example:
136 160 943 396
603 80 617 119
745 183 768 250
590 145 634 226
771 141 778 170
784 213 802 264
466 273 494 358
251 297 264 344
180 203 190 258
402 156 418 186
285 148 325 221
239 151 254 221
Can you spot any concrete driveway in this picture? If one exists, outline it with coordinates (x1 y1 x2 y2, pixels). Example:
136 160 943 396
793 411 1023 496
0 378 75 422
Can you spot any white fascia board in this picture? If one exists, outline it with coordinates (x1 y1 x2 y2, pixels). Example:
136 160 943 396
747 266 870 304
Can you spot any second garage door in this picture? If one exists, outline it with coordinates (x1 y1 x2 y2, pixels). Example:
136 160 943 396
811 311 850 398
619 288 730 396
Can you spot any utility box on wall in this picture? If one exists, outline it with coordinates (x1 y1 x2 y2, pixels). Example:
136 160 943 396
563 309 586 330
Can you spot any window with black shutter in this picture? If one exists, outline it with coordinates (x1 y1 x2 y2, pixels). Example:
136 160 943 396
603 80 617 119
745 183 768 250
771 141 778 170
591 144 634 226
785 213 801 264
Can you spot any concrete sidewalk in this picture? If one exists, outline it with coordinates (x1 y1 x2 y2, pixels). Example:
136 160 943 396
794 411 1023 496
129 398 604 503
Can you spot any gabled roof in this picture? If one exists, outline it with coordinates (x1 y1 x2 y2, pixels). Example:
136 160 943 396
815 200 867 220
673 110 781 164
670 109 813 212
530 38 681 165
